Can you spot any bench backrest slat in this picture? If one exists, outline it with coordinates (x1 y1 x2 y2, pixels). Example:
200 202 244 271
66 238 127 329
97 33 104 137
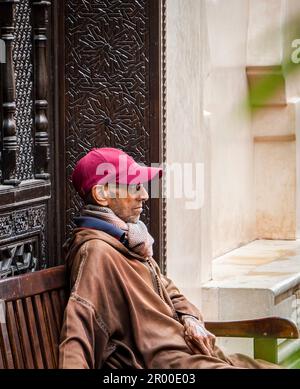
0 266 67 369
0 318 14 369
24 296 44 368
16 298 35 368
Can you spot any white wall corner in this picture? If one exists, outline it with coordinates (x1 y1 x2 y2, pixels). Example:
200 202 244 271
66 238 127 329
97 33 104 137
165 0 210 299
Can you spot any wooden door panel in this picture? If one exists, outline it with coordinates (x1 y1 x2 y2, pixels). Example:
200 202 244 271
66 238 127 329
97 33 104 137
51 0 165 269
0 0 165 277
0 0 51 278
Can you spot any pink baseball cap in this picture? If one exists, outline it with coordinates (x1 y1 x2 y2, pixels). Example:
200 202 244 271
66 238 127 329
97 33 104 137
72 147 162 197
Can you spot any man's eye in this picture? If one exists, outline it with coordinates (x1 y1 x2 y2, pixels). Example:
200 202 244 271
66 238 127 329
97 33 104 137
136 184 141 191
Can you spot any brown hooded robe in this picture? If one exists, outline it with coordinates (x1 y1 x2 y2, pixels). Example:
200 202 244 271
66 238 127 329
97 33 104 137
59 229 280 369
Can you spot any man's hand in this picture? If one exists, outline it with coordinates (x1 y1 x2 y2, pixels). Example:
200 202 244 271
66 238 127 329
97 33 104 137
181 315 216 357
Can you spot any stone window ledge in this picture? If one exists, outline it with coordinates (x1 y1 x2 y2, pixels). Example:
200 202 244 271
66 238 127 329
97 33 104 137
202 239 300 322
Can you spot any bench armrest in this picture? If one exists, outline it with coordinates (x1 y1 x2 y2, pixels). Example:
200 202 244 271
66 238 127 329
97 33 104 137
204 317 299 339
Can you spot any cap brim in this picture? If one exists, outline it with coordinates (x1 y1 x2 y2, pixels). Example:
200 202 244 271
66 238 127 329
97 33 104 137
118 164 162 185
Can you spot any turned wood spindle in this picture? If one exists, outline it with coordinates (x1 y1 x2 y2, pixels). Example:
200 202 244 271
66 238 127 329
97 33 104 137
0 0 20 186
32 0 51 179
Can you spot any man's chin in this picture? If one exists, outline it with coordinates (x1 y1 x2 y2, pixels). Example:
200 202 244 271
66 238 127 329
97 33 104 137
127 216 140 224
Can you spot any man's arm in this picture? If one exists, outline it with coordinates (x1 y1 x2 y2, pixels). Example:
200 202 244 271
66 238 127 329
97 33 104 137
155 265 216 356
158 271 204 322
59 295 109 369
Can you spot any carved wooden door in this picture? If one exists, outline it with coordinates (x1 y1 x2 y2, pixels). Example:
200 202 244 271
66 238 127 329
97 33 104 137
50 0 166 270
0 0 165 279
0 0 51 278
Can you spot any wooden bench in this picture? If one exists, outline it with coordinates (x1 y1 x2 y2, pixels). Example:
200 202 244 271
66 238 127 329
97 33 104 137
0 266 67 368
0 266 299 368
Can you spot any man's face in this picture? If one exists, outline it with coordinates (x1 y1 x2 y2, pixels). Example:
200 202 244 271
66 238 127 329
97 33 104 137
106 183 149 223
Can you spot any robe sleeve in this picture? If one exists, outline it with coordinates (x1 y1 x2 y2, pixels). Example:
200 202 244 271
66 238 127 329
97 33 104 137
59 295 109 369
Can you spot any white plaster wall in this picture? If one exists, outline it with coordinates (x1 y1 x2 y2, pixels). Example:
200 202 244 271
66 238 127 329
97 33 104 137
166 0 209 308
166 0 300 300
285 0 300 99
255 141 296 239
294 99 300 238
201 1 300 350
285 1 300 239
252 101 298 240
247 0 285 66
205 0 256 258
248 0 299 239
247 0 300 99
285 0 300 239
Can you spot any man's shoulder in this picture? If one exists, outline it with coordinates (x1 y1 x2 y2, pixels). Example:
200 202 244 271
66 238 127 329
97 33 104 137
80 234 132 267
81 237 122 259
71 229 124 256
69 237 124 285
84 236 113 250
68 229 131 275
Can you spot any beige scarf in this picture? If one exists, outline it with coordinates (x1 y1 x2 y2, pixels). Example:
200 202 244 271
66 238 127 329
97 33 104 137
82 205 154 259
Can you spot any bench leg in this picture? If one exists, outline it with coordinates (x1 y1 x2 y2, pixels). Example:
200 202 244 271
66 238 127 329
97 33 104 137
254 338 278 364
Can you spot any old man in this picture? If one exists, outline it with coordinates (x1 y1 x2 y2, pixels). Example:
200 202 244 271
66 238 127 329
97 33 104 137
59 147 279 369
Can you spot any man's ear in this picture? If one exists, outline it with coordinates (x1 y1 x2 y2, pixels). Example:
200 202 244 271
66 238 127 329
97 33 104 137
91 185 109 206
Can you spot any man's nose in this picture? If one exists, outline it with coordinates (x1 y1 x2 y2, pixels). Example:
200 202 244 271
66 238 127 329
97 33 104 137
138 185 149 201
